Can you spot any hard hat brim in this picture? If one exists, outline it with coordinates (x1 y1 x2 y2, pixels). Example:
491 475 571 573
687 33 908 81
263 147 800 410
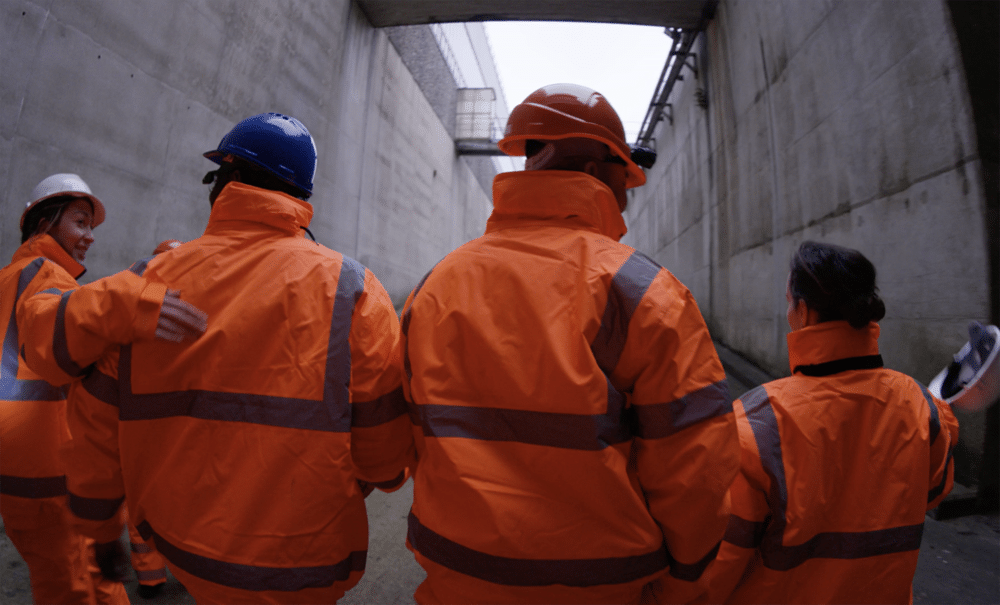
500 132 646 188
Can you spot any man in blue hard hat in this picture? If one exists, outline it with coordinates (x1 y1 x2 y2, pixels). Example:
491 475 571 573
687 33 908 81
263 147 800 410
20 113 415 603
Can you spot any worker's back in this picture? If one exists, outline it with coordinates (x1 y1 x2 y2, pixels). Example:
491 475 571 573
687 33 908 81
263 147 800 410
714 322 958 604
69 182 411 602
401 170 738 604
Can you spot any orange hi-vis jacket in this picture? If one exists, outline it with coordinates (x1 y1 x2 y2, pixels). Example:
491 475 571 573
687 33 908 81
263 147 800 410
698 321 958 605
400 170 740 604
19 183 415 603
1 235 82 497
2 235 130 605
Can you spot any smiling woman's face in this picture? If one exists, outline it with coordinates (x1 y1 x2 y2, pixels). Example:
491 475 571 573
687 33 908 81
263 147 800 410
45 198 95 263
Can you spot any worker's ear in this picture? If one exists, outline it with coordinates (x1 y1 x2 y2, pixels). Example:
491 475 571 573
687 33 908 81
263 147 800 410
791 299 822 329
582 160 600 178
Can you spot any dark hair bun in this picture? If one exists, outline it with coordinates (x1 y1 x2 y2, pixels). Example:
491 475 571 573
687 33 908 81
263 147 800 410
841 293 886 329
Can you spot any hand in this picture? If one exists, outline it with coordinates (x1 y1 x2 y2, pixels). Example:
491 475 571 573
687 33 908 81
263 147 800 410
92 539 129 582
155 289 208 343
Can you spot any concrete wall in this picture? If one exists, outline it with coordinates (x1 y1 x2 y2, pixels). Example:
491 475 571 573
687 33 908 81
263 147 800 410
623 0 993 482
0 0 492 306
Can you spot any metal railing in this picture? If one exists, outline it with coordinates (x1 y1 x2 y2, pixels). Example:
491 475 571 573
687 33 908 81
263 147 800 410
635 0 717 148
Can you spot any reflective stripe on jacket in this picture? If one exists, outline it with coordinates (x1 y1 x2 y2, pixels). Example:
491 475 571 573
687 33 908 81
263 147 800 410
700 321 958 604
401 170 740 604
19 183 414 600
0 235 81 494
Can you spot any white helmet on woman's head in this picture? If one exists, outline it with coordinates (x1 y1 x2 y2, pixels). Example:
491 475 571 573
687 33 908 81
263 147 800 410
20 173 106 231
929 322 1000 412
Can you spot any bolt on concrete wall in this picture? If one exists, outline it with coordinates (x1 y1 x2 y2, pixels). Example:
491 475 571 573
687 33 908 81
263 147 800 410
1 0 492 307
623 0 992 481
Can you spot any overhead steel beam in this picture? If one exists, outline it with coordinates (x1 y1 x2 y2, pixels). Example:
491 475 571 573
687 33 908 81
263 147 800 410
356 1 713 29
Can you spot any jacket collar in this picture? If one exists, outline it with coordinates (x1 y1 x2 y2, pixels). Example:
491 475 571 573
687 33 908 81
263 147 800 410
487 171 628 241
12 234 86 279
787 321 881 374
205 182 313 236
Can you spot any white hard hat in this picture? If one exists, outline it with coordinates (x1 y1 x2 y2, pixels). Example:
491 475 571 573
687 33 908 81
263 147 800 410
20 173 106 230
929 322 1000 412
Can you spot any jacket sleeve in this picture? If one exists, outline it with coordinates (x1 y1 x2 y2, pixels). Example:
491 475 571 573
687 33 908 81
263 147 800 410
678 398 773 604
13 259 80 365
613 270 740 587
926 389 959 510
349 269 415 492
17 268 167 386
63 354 127 543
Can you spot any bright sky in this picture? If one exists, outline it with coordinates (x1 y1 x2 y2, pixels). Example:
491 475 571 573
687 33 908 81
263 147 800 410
483 21 674 144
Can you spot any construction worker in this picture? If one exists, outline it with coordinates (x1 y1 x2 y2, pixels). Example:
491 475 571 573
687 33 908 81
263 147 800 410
18 112 414 603
399 84 740 604
0 173 129 604
694 241 959 604
110 240 185 601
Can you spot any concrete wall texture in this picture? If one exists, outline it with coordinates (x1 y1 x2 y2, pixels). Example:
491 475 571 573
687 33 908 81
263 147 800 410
0 0 493 307
2 1 994 483
622 0 993 481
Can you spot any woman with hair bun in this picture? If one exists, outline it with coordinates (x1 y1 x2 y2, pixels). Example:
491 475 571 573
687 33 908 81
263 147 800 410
695 241 959 604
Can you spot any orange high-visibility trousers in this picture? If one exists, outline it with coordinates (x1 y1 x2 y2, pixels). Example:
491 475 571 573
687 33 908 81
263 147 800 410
2 494 128 605
3 494 93 604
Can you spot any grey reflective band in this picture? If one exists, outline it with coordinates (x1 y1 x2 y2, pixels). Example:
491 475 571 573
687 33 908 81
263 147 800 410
918 380 953 504
15 258 46 300
401 266 436 383
928 448 954 504
131 541 155 554
0 259 64 402
591 252 661 376
407 511 667 587
140 521 366 592
724 514 768 549
0 474 67 498
116 354 352 432
128 257 153 277
68 491 125 521
352 387 407 428
631 380 732 440
761 524 925 571
668 541 720 581
413 391 630 451
82 369 119 407
919 383 941 446
54 291 84 377
323 258 366 427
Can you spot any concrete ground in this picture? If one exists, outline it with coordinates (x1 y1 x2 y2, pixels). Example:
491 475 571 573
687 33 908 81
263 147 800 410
2 343 997 604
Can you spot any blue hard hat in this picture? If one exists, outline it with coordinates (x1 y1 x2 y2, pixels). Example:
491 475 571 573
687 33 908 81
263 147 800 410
204 113 317 198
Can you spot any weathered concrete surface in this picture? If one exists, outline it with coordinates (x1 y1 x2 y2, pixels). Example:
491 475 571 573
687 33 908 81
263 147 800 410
623 0 994 484
0 0 492 306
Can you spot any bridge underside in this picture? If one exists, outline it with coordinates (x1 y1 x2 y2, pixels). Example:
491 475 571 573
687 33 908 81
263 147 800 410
356 1 715 28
